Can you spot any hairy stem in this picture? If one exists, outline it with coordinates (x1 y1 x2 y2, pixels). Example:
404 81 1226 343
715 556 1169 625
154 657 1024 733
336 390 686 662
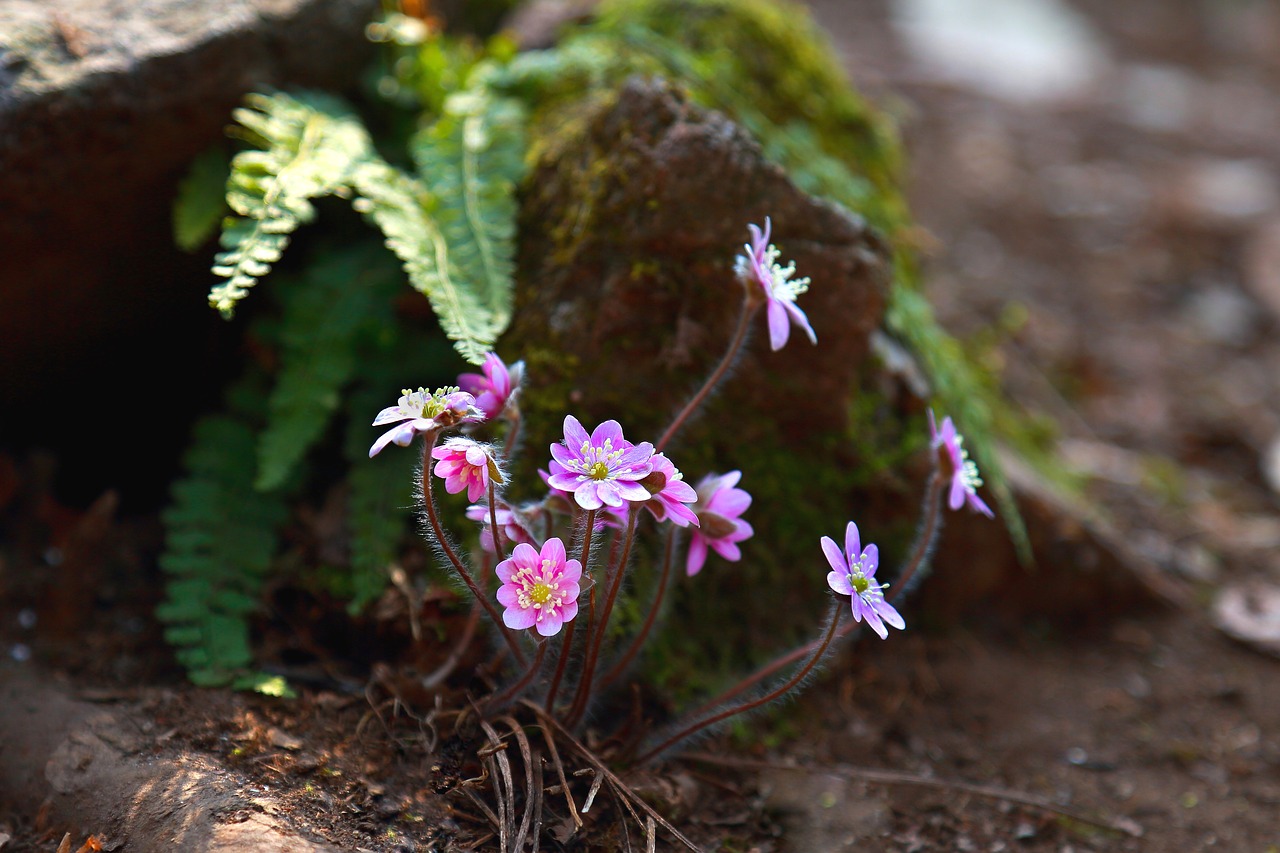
690 470 948 716
566 507 640 728
544 508 597 713
633 599 842 765
656 296 759 452
420 433 526 666
600 525 677 691
487 479 505 558
890 471 945 602
486 641 547 712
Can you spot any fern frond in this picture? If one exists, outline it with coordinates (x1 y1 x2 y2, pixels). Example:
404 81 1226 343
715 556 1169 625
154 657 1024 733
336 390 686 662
413 89 528 353
254 246 397 491
157 386 288 687
174 145 231 251
351 158 505 364
209 92 375 317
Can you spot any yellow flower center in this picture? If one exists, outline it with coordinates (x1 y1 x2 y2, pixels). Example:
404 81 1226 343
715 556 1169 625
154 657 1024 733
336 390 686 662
529 581 553 605
588 461 611 480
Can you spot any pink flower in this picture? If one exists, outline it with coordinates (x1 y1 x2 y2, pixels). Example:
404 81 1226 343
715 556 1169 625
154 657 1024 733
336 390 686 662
466 501 542 553
641 453 699 528
546 416 654 511
686 471 754 576
822 521 904 640
735 218 816 351
458 352 524 421
928 410 994 518
495 538 582 637
368 387 485 457
431 438 498 502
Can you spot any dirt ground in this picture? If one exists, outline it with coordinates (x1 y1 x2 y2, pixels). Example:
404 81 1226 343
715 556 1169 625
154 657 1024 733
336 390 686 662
5 0 1280 850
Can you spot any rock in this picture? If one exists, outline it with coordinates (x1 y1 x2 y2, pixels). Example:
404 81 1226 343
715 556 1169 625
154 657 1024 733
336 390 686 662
505 76 891 655
0 0 375 488
509 77 891 452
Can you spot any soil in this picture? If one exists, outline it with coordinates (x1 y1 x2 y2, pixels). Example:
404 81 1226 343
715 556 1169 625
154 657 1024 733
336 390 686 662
4 0 1280 850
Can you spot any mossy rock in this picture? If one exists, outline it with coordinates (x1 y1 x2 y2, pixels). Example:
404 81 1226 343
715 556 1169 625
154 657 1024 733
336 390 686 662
505 76 895 692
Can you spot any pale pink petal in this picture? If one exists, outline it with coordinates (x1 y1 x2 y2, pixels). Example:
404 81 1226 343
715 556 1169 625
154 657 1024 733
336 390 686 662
767 300 790 351
535 611 564 637
504 607 536 630
573 481 603 510
542 537 567 566
785 300 817 344
828 570 853 596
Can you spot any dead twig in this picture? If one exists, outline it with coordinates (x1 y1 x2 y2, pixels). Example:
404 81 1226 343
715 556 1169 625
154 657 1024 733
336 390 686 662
677 753 1144 838
522 700 703 852
538 719 583 831
501 716 541 853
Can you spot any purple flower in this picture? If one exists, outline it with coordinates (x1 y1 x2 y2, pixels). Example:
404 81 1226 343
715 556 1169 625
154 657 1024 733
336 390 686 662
369 386 485 457
686 471 754 576
495 538 582 637
735 217 816 351
467 501 543 553
640 453 699 528
431 438 499 503
458 352 524 421
822 521 904 640
928 410 994 518
546 416 655 511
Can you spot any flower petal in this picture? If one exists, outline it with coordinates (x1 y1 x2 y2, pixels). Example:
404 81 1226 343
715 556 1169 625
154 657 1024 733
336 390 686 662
949 478 966 511
843 522 862 563
542 537 567 567
785 300 817 344
767 300 789 351
573 481 603 510
591 419 625 448
821 535 847 574
563 415 590 450
875 598 906 631
686 536 708 576
535 611 564 637
504 607 536 630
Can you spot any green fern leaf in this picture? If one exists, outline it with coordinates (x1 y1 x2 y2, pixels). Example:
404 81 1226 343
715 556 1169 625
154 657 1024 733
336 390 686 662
412 88 527 356
351 159 501 364
158 380 288 687
174 145 231 251
254 247 396 491
209 92 375 317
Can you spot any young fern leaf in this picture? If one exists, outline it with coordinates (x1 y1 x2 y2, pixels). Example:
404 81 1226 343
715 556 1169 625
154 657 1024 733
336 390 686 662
351 158 501 364
209 91 374 317
412 88 528 358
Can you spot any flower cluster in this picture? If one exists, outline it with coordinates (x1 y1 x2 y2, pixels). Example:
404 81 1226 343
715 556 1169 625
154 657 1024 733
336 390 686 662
362 221 999 754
